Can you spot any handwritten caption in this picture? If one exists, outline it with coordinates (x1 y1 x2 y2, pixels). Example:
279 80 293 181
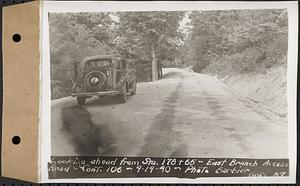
48 156 288 179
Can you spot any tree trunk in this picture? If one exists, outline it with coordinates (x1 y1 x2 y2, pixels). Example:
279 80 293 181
157 60 162 79
160 65 163 79
151 45 158 81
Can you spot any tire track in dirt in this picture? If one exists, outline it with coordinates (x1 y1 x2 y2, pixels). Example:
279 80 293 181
202 88 252 156
139 77 188 157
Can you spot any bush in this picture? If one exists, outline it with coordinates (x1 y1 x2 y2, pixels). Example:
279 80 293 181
188 9 288 76
264 36 288 68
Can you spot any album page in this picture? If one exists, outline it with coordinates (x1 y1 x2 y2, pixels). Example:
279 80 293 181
37 1 298 183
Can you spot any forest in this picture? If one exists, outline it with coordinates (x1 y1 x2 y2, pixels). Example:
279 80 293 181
49 9 288 99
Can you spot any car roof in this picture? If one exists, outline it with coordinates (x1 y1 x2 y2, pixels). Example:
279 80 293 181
82 55 117 63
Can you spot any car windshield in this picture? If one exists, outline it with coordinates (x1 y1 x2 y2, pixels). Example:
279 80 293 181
85 59 112 69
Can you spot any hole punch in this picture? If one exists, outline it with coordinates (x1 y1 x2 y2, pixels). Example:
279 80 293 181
12 33 21 42
12 136 21 145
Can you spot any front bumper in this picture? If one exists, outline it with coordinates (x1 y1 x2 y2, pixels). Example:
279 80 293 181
72 90 119 97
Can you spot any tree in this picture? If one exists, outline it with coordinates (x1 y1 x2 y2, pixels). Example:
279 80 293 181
117 11 185 81
183 9 288 73
49 12 115 99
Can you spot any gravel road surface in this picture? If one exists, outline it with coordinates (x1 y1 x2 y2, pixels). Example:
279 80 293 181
51 68 288 158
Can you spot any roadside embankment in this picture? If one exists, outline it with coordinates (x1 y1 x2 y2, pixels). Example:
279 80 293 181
207 65 287 124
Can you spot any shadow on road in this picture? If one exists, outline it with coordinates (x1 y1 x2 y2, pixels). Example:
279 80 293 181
61 106 116 156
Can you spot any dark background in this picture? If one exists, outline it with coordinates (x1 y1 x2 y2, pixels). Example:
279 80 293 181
0 0 298 185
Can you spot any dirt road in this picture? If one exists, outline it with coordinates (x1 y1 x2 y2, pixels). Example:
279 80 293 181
51 68 288 158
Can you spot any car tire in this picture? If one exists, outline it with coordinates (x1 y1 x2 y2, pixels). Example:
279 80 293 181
120 93 127 103
120 84 127 103
130 79 137 95
77 97 86 105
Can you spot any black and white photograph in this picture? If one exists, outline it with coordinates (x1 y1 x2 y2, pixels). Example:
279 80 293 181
41 1 298 183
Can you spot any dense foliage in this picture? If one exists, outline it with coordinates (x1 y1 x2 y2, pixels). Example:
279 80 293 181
116 11 185 81
49 12 184 99
49 13 116 99
50 9 288 99
181 9 288 75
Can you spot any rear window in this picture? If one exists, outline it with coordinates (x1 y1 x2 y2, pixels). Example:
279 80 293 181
85 59 111 68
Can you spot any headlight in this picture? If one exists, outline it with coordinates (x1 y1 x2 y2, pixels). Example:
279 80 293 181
90 76 100 86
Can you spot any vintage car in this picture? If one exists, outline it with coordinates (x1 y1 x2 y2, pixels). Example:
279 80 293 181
69 55 137 105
